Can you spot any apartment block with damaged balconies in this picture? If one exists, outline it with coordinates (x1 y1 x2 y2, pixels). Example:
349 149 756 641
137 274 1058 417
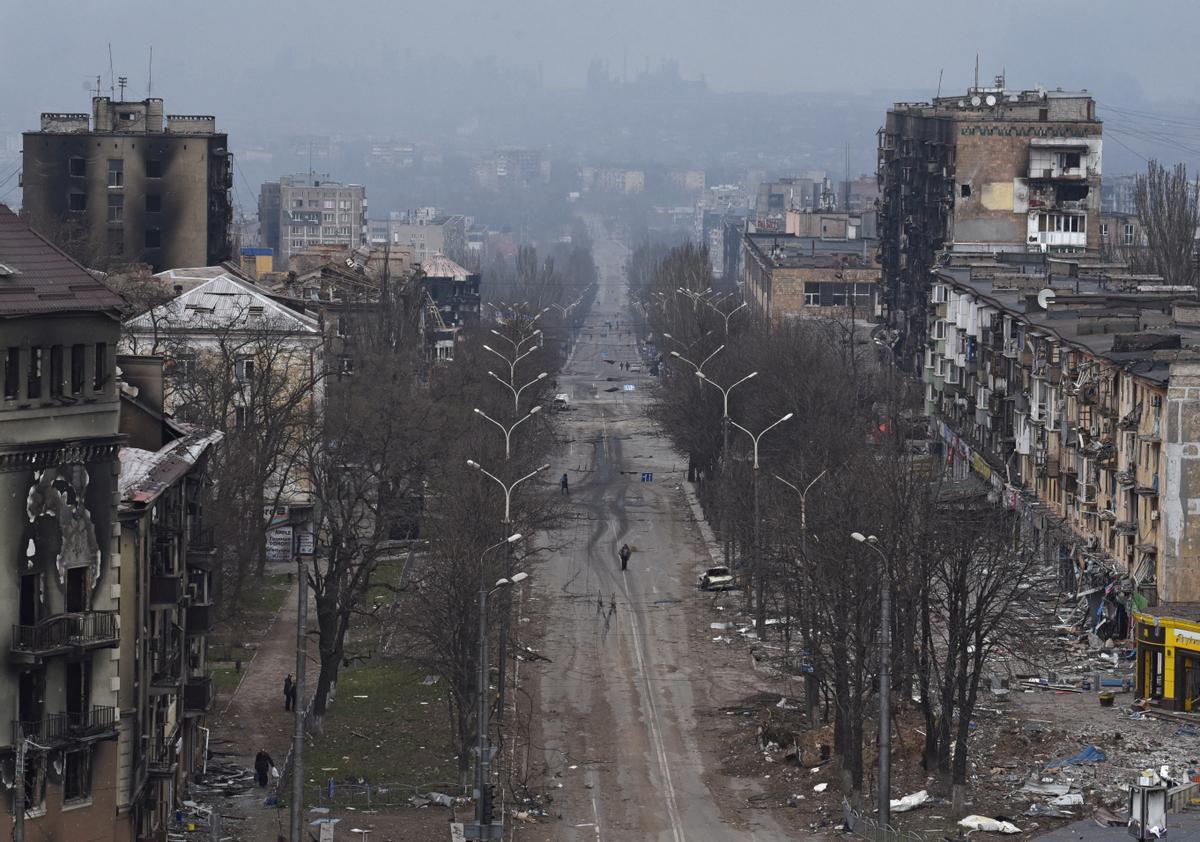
924 257 1200 605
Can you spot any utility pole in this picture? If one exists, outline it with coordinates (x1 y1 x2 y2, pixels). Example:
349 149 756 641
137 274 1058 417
470 586 496 840
290 555 307 842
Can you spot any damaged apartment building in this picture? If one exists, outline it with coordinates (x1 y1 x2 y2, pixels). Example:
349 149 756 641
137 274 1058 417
0 206 220 840
877 78 1102 371
924 256 1200 608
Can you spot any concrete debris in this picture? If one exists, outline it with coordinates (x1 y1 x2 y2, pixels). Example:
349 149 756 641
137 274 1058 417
1050 792 1084 806
1022 780 1071 796
812 782 828 793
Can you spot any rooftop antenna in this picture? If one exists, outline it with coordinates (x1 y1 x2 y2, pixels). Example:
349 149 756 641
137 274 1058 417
147 45 153 97
936 68 943 98
117 76 128 101
107 43 115 99
974 53 979 91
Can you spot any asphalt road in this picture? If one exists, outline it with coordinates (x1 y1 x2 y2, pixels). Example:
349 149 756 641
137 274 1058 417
521 234 791 842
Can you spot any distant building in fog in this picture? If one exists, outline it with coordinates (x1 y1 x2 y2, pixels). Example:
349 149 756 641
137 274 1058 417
387 212 467 265
258 174 367 270
22 96 232 272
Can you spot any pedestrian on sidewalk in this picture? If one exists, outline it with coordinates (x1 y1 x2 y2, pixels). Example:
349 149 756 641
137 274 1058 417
560 473 570 495
619 543 631 571
283 673 296 711
254 750 275 787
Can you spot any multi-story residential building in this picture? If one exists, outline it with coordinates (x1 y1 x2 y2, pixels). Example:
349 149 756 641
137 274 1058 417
754 176 833 230
877 80 1102 370
21 96 232 272
258 175 368 270
387 212 467 266
419 254 481 362
115 357 220 840
0 205 128 836
741 232 880 323
923 255 1200 604
123 267 324 561
784 209 877 240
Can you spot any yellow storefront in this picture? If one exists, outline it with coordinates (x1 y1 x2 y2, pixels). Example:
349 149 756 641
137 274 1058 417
1134 612 1200 711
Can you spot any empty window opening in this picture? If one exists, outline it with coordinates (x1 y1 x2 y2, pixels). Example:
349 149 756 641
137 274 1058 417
960 184 972 198
145 194 162 213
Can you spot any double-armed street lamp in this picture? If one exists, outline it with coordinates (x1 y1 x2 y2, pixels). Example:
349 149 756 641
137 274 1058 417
729 412 794 640
467 534 528 841
706 300 747 335
851 531 891 829
473 406 542 461
670 343 725 375
774 469 827 724
696 370 758 564
487 371 548 415
466 460 550 525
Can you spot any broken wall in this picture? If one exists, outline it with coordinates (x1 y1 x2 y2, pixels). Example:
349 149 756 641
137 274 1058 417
1162 360 1200 602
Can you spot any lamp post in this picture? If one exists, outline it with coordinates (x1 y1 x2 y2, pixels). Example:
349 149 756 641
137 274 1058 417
482 336 541 384
851 531 890 828
729 412 794 640
473 406 542 461
466 460 549 524
487 371 548 415
774 470 827 725
696 370 758 565
467 536 526 842
669 343 725 375
706 300 747 335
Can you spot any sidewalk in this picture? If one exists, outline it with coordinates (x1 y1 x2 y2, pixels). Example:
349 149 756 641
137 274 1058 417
209 574 310 839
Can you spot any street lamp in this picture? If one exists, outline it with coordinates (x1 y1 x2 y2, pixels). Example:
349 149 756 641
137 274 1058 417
473 406 542 461
469 535 526 841
487 371 548 415
696 370 758 565
851 531 890 829
482 341 541 387
730 412 794 640
775 470 827 724
707 300 747 335
466 460 550 524
670 343 725 374
489 328 542 357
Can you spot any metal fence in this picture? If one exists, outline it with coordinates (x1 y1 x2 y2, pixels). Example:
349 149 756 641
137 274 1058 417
843 799 940 842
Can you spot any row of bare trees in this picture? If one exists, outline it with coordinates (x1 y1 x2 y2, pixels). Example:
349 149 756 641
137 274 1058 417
634 244 1041 813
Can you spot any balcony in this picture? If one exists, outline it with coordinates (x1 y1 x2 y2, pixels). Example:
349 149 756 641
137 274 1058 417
150 648 182 693
149 573 183 607
10 611 119 664
147 731 179 777
184 675 214 714
183 675 214 714
186 602 215 635
186 546 217 571
13 705 118 747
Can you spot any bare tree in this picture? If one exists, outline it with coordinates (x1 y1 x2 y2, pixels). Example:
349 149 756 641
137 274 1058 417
1135 159 1200 289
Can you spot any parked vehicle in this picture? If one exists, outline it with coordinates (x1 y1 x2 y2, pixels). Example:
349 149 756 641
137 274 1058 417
698 566 736 591
553 393 570 411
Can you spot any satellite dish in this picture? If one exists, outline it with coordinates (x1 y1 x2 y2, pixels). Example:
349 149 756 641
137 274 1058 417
1037 289 1056 309
985 94 997 106
970 95 983 107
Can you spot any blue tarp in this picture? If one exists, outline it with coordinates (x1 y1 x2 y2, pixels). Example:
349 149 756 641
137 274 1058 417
1045 745 1106 769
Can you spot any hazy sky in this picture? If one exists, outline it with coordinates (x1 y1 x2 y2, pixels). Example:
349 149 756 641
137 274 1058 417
3 0 1199 113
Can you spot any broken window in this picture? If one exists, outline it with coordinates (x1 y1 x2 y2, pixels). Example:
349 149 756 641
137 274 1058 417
339 355 355 376
145 194 162 213
49 346 63 398
235 355 254 381
27 348 42 399
63 748 92 803
1064 152 1082 170
960 183 971 198
234 405 250 430
4 347 19 399
67 191 86 212
144 229 161 249
70 345 84 395
107 194 123 224
145 159 163 178
68 156 85 178
93 342 107 392
106 159 123 188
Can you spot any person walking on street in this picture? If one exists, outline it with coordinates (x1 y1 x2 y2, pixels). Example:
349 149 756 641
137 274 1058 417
619 543 631 571
254 750 275 787
560 473 570 495
283 673 294 711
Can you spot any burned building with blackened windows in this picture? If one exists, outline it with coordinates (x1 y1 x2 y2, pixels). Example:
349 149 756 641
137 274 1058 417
877 79 1102 372
21 96 232 273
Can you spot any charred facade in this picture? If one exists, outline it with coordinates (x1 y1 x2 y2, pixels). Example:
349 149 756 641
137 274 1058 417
22 97 232 273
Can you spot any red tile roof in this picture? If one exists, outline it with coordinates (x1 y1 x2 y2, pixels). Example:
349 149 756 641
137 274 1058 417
0 204 126 316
